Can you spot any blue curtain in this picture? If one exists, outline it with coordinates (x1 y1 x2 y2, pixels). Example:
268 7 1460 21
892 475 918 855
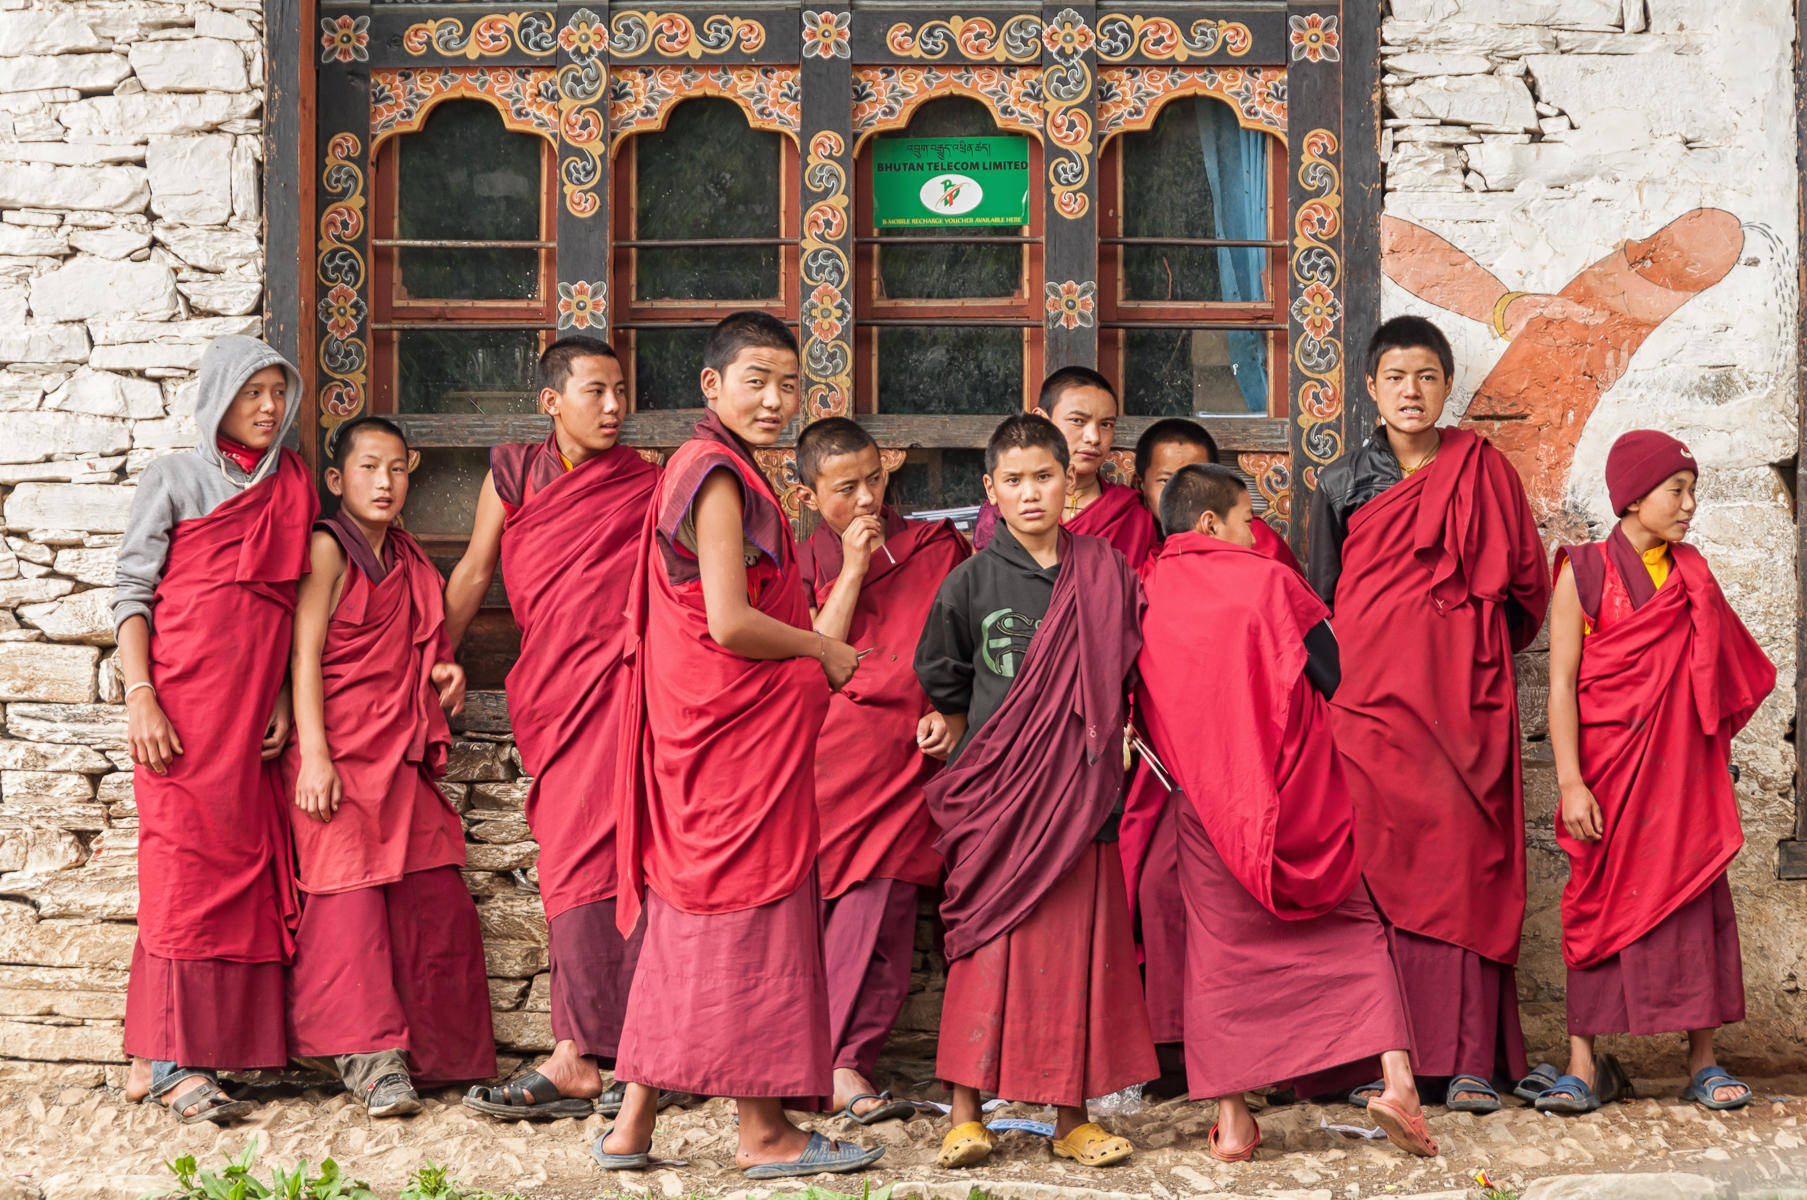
1195 97 1268 413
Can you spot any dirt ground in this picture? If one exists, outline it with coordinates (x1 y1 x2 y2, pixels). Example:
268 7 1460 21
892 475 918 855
6 1065 1807 1199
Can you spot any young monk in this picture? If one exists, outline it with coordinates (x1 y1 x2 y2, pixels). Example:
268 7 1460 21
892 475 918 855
443 337 665 1120
915 413 1158 1170
115 335 317 1123
793 418 969 1125
972 367 1158 570
598 313 883 1179
1138 464 1436 1160
1308 316 1549 1113
285 416 494 1115
1537 431 1774 1115
1120 418 1301 1092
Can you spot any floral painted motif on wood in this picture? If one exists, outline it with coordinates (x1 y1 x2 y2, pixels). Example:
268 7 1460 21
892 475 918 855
802 11 852 59
316 133 368 432
1238 451 1291 539
1094 15 1252 62
884 15 1044 63
402 13 557 60
1042 8 1094 220
1044 279 1096 330
1290 128 1343 472
557 280 606 330
370 67 559 147
609 65 802 149
801 131 853 419
1288 14 1339 64
607 10 766 59
557 9 607 219
1096 66 1285 138
320 15 370 64
851 65 1043 144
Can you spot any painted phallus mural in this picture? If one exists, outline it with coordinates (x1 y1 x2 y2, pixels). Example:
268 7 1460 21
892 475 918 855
1380 209 1745 522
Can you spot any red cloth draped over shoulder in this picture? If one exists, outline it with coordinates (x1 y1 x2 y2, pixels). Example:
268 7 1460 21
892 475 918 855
795 508 968 899
974 481 1158 570
1139 534 1359 918
1328 427 1549 964
615 412 830 935
1553 540 1772 969
495 436 658 920
137 449 316 962
283 513 462 893
926 529 1141 961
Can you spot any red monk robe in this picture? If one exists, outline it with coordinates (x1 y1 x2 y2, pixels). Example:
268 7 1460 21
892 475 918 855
796 508 967 1080
614 412 833 1101
123 450 315 1069
1326 426 1547 1081
973 480 1158 570
1138 534 1411 1097
494 435 658 1061
1117 514 1301 1045
282 512 494 1085
921 529 1158 1107
1556 536 1773 1035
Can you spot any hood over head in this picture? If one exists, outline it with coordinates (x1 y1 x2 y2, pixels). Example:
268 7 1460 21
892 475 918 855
193 335 304 485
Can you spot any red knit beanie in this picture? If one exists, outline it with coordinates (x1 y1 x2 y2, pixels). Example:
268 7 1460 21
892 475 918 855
1606 430 1696 515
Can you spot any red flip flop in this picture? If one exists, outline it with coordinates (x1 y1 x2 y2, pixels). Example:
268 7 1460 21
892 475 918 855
1367 1096 1439 1158
1208 1121 1260 1162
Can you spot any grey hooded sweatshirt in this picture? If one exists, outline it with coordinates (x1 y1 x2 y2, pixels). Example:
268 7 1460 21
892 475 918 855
112 336 305 635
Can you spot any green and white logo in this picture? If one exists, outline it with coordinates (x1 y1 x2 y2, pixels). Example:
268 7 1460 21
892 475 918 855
872 136 1029 228
921 172 984 217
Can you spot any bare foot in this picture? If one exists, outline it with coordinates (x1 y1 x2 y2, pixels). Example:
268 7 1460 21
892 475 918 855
1213 1099 1259 1156
532 1041 603 1099
124 1058 152 1103
831 1067 884 1118
734 1121 814 1170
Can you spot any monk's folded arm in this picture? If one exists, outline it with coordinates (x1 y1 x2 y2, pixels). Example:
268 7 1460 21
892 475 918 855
443 473 507 653
695 470 821 661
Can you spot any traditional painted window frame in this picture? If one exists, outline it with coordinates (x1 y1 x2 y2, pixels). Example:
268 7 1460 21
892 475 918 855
274 0 1384 552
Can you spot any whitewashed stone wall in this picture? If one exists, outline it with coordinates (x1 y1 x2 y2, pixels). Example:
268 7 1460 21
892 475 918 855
1383 0 1805 1072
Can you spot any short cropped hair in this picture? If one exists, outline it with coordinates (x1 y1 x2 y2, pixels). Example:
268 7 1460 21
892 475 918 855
985 412 1069 476
1159 463 1246 539
328 414 407 469
537 335 619 396
1363 315 1454 381
1036 365 1116 415
703 310 800 375
1134 417 1219 480
795 417 877 487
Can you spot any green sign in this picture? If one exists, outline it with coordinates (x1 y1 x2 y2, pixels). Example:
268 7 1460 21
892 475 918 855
872 136 1030 228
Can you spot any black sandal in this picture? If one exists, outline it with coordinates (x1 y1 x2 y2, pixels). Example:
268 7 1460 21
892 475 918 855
463 1070 597 1121
146 1075 253 1126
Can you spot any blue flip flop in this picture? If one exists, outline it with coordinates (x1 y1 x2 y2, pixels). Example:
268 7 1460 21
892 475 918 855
590 1126 651 1170
1445 1074 1502 1114
1347 1078 1385 1109
1682 1065 1751 1111
742 1131 885 1180
1533 1074 1600 1115
1513 1063 1560 1104
834 1090 916 1125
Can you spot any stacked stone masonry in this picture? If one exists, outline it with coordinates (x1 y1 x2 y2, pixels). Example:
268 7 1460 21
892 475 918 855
0 0 1800 1081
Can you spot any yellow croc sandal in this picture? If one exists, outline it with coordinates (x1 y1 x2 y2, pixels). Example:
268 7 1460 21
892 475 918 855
1051 1122 1134 1167
937 1121 994 1168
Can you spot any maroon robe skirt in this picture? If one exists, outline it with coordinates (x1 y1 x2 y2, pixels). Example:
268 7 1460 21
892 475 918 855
615 873 831 1103
1137 792 1188 1045
1567 873 1743 1036
822 877 919 1078
938 842 1158 1108
287 866 496 1086
1176 801 1412 1099
124 945 287 1068
548 897 644 1062
1386 927 1529 1081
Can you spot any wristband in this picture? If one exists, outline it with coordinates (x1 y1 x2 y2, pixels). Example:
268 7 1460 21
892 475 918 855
125 681 156 701
815 630 827 660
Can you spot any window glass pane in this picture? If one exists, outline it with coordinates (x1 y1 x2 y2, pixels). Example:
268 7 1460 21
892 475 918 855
631 328 711 410
634 99 782 302
877 326 1022 414
1120 97 1269 304
397 329 539 414
1123 328 1267 416
397 99 543 301
888 449 988 517
876 98 1023 301
402 448 492 536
